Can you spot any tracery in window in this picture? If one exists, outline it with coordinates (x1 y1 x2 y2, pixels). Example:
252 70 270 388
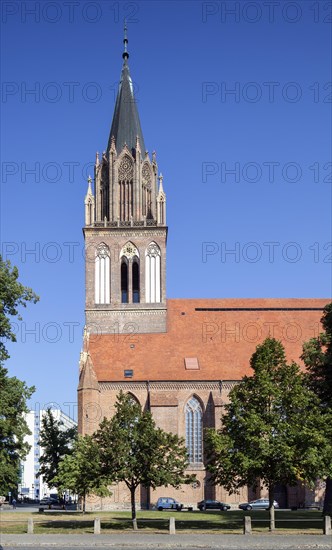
145 242 161 303
95 243 110 304
185 397 203 463
118 156 134 221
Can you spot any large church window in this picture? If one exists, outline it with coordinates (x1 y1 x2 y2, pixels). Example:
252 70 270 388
118 156 134 221
185 397 203 463
121 260 128 303
142 163 152 219
132 258 140 303
120 242 140 304
145 242 161 303
95 243 110 304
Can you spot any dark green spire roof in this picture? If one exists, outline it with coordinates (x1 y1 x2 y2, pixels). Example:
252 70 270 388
107 28 145 156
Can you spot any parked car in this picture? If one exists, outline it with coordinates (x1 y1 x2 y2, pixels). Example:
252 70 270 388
239 498 279 510
197 499 231 511
156 497 183 511
39 497 53 505
39 497 63 509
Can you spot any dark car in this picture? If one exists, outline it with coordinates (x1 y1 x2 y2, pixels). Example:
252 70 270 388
197 499 231 511
239 498 279 511
39 497 64 509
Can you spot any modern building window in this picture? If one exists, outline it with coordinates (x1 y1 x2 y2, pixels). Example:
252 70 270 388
185 397 203 463
95 243 110 304
145 242 161 303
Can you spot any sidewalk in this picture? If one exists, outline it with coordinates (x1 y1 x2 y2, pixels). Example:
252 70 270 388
1 533 332 548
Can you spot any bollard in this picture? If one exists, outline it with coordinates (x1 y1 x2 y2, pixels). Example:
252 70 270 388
243 515 251 535
132 518 138 531
324 515 331 536
169 516 176 535
27 517 34 534
94 517 101 535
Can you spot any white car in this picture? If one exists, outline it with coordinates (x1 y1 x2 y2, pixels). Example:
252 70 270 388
156 497 183 511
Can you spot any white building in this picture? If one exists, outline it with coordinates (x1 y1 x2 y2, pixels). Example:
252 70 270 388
19 409 77 501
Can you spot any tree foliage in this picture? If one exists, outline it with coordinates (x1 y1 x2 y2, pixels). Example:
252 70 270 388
0 255 38 495
93 392 194 519
0 255 39 363
205 337 329 529
38 409 77 488
0 366 35 494
54 435 111 512
301 302 332 515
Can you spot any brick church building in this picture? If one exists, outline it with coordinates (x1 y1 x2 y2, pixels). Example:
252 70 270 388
78 30 327 510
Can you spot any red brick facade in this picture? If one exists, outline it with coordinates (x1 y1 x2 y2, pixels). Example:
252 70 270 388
78 298 327 510
78 37 329 511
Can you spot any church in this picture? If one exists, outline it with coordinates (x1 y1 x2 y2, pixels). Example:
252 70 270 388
78 29 327 511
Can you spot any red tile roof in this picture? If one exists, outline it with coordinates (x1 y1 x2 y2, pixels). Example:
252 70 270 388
88 298 328 382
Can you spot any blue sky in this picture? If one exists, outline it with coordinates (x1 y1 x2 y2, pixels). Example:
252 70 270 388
1 0 331 418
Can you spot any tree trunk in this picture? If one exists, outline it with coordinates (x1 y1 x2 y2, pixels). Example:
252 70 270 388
268 486 275 531
323 477 332 516
83 492 86 514
130 486 136 521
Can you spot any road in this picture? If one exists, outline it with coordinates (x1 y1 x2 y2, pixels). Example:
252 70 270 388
1 536 332 550
0 543 331 550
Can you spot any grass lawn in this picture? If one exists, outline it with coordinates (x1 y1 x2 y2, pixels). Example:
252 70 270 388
0 509 326 535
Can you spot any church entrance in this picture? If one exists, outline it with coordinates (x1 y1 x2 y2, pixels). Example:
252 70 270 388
274 484 288 508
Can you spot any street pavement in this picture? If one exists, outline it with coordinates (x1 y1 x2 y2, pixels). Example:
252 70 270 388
1 533 332 549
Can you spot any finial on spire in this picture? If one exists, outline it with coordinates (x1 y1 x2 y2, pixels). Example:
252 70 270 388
158 173 164 192
123 20 129 61
86 175 93 196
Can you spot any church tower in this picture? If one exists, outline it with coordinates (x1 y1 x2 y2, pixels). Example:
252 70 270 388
83 26 167 335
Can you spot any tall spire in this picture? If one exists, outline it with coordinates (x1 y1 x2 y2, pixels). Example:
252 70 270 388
107 24 145 156
123 19 129 61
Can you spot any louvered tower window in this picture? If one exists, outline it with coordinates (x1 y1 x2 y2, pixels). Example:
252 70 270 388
132 257 140 303
121 260 128 303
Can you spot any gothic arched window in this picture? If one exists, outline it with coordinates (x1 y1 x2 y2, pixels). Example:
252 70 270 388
185 397 203 463
145 242 161 303
118 156 134 221
132 257 140 303
120 242 140 304
95 243 110 304
142 162 152 219
121 259 128 303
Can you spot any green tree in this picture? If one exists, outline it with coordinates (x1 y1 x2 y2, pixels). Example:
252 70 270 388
93 392 194 520
38 409 77 488
0 255 38 495
0 255 39 363
0 367 35 494
205 337 328 530
54 435 111 512
301 302 332 515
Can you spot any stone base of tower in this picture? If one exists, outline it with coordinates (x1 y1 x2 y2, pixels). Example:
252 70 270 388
86 306 167 335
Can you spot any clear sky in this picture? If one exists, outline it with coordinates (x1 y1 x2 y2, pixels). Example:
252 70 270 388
1 0 331 419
